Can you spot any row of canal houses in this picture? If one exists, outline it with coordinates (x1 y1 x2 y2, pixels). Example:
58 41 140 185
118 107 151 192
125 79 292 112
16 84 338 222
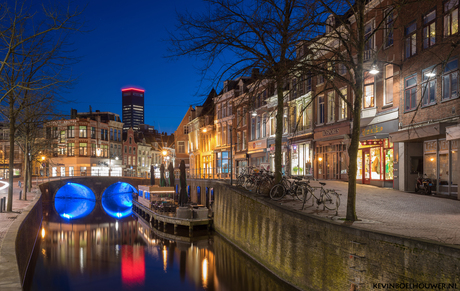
175 0 460 199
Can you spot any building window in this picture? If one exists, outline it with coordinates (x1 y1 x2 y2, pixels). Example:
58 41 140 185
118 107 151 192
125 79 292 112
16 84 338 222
102 145 108 158
242 131 247 150
318 95 324 124
124 146 127 153
217 105 221 119
283 108 288 133
67 126 74 138
262 113 267 137
423 10 436 49
385 9 394 48
317 74 324 85
385 64 394 104
91 127 96 139
405 75 418 111
422 67 437 106
405 22 417 58
52 127 58 139
228 102 232 115
364 74 375 108
442 59 458 100
129 146 132 154
327 91 335 123
444 0 459 37
118 130 121 141
79 126 87 138
237 132 241 151
242 109 247 126
110 129 113 140
251 117 256 140
79 142 88 156
339 87 347 120
91 144 96 157
60 131 65 143
270 115 276 135
364 21 373 60
178 141 185 153
67 143 74 156
338 62 346 75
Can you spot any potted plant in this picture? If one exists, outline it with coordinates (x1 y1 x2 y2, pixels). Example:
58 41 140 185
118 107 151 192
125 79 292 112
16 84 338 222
298 167 303 174
293 166 299 174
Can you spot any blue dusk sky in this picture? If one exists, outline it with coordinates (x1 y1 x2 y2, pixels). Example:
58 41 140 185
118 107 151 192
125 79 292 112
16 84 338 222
61 0 217 134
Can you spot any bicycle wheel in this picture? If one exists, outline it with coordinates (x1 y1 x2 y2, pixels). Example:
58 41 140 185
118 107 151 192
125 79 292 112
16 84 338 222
295 184 312 202
323 191 340 211
270 184 285 200
256 176 272 195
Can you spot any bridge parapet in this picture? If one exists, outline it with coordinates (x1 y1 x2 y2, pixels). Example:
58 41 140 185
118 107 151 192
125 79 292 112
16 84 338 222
39 176 152 201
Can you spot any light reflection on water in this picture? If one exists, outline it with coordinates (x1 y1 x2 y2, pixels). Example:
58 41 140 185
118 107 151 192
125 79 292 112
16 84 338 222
26 209 301 291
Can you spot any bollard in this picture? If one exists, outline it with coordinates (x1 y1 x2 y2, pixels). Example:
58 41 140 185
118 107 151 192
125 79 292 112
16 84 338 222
19 190 22 200
0 197 4 212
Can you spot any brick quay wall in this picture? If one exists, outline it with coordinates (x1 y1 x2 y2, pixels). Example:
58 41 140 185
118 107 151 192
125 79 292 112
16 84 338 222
184 179 460 291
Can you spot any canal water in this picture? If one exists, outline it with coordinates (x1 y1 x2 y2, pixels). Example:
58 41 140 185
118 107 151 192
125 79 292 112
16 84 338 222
24 206 301 291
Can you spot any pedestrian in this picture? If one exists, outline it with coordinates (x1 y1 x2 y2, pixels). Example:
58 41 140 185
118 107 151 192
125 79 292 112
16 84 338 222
18 180 21 188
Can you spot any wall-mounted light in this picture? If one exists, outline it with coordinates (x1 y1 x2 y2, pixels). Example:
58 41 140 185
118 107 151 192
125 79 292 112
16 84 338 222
318 157 323 161
162 150 167 156
202 128 207 133
251 111 257 117
369 64 379 75
96 148 102 157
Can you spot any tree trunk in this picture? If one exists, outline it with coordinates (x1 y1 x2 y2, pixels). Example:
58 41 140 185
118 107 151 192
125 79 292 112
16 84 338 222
274 77 285 183
346 0 365 221
7 98 15 212
23 135 28 200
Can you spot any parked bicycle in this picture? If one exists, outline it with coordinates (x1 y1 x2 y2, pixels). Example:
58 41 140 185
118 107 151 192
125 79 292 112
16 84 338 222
300 181 341 215
269 175 306 201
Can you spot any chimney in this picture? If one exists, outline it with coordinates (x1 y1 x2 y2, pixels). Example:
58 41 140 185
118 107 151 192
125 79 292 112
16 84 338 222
70 108 77 119
89 105 92 114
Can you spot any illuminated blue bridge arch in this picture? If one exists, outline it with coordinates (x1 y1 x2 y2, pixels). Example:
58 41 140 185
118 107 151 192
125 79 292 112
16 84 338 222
101 182 137 218
54 183 96 220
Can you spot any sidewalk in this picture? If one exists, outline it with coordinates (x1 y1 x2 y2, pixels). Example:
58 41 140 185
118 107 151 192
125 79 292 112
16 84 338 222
0 179 37 255
269 180 460 246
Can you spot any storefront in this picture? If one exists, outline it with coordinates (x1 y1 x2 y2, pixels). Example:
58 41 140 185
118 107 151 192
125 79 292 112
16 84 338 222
216 151 229 174
357 119 398 187
248 139 268 169
356 138 394 187
268 137 289 174
234 153 248 174
390 121 458 198
290 140 313 176
314 123 350 181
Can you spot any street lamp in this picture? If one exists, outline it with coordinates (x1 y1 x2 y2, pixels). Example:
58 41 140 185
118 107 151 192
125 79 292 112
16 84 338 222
369 63 379 75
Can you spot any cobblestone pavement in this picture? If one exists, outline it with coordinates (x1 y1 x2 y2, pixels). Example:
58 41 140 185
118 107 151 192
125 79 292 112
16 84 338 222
0 179 36 255
265 180 460 246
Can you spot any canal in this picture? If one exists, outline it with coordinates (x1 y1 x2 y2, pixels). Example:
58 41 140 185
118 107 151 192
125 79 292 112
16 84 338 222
24 205 301 291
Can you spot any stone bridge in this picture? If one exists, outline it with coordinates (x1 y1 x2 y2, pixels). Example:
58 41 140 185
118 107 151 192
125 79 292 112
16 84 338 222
39 176 152 202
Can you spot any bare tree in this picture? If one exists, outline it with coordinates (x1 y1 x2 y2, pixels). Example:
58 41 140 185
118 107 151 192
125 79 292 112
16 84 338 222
0 0 83 211
169 0 319 182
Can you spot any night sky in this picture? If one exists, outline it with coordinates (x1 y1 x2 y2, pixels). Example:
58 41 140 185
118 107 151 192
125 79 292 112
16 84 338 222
61 0 215 134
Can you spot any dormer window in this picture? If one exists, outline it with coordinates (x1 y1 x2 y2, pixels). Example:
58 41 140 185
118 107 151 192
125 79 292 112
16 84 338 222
326 15 335 33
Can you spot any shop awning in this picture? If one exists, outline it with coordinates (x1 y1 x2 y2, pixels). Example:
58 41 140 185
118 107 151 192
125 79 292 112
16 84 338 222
389 123 441 143
247 149 266 155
